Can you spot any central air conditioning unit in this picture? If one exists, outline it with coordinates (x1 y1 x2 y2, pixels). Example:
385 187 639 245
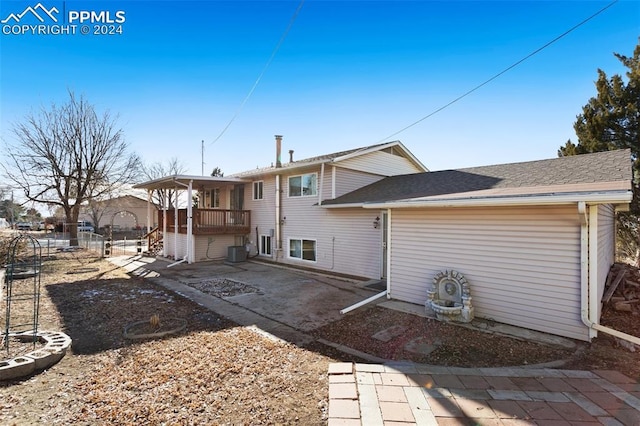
227 245 247 263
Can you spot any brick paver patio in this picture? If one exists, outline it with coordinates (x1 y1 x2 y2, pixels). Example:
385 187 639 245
328 362 640 425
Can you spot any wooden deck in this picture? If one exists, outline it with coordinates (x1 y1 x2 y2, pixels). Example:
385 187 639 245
159 208 251 235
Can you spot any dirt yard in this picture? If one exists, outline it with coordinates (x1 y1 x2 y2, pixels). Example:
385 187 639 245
0 249 639 424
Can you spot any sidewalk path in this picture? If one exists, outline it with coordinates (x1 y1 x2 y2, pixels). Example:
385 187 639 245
328 362 640 425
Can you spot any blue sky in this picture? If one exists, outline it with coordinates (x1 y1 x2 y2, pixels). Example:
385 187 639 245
1 0 638 178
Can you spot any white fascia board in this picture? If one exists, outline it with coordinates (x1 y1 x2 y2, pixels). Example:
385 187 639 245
321 202 366 209
233 160 329 179
362 190 633 209
133 175 248 190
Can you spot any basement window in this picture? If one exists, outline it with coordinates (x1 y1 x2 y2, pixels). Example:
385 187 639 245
288 238 316 262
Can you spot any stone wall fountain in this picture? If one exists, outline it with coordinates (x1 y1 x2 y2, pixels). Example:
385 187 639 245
425 269 474 323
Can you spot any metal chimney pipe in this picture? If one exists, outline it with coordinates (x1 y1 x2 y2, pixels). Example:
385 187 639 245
289 150 294 163
275 135 283 168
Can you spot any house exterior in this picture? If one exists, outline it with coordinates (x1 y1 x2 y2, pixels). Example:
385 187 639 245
133 138 426 276
323 149 633 341
134 140 633 342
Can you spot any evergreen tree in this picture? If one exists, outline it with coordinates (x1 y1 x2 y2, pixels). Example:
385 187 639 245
558 40 640 263
559 41 639 158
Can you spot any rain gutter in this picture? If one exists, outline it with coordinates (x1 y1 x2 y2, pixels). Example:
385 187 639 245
363 191 632 209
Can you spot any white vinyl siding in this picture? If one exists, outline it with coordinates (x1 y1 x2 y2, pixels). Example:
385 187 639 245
194 234 236 261
594 204 616 320
333 167 383 199
247 177 277 256
164 232 190 261
389 205 589 341
257 166 382 277
336 150 424 176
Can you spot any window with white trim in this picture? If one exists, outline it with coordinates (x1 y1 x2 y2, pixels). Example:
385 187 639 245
289 238 316 262
253 181 264 200
288 173 317 197
260 235 272 256
203 189 220 208
211 188 220 208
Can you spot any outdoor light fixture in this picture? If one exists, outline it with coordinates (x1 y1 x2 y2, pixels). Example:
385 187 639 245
373 216 380 229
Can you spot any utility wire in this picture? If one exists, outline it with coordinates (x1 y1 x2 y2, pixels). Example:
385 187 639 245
378 0 619 143
210 0 305 146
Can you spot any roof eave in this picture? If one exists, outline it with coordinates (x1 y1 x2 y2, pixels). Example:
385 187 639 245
133 175 249 190
363 190 634 209
321 202 367 209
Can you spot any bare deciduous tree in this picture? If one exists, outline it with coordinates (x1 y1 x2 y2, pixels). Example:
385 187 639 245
1 92 140 245
142 157 187 209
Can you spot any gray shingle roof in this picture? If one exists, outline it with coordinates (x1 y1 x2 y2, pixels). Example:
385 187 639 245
323 149 632 205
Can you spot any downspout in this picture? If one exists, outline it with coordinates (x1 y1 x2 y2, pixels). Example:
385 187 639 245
578 202 640 346
386 209 392 299
173 184 179 262
340 208 392 314
186 179 193 263
340 291 387 315
146 190 152 237
318 163 325 206
331 166 336 199
162 193 167 258
274 135 283 261
275 174 282 261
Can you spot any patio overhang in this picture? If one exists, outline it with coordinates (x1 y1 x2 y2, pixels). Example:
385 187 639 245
134 175 251 267
133 175 249 191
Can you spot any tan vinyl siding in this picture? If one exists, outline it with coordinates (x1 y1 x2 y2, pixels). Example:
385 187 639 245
246 177 277 256
337 150 423 176
333 167 383 199
265 165 383 278
595 204 616 319
194 234 236 261
390 205 589 341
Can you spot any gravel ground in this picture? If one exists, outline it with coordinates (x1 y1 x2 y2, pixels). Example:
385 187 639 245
0 251 353 425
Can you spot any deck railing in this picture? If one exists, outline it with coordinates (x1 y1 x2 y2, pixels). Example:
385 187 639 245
159 208 251 235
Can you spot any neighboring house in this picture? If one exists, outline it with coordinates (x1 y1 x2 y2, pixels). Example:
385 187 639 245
134 139 633 342
79 195 155 231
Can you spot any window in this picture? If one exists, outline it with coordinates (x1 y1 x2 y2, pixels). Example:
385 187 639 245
204 188 220 208
211 188 220 208
288 173 317 197
260 235 272 256
289 238 316 262
253 181 264 200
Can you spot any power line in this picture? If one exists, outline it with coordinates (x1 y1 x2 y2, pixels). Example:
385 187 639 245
378 0 619 143
209 0 305 146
